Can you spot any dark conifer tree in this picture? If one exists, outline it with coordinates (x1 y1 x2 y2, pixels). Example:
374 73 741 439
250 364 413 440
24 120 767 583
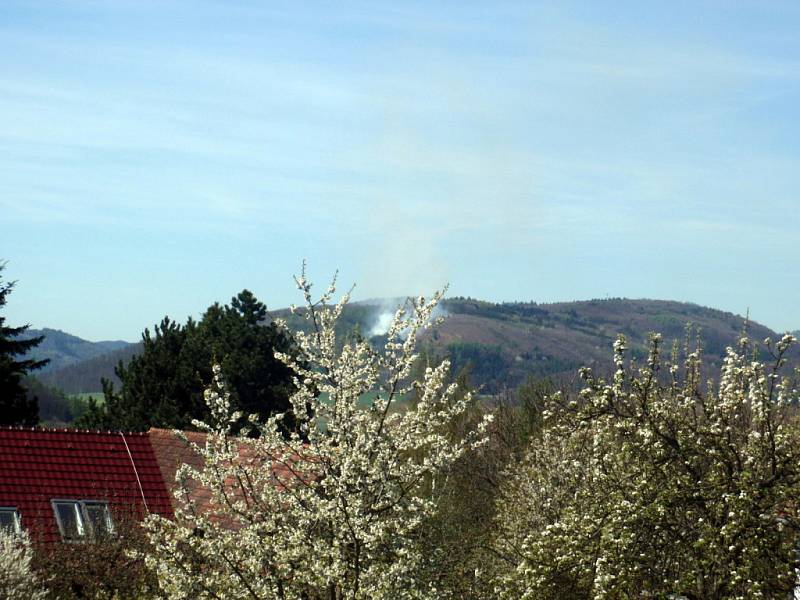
84 316 198 431
79 290 302 433
0 262 48 426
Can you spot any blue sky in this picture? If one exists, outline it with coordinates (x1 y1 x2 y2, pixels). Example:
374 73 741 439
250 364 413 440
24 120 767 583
1 1 798 341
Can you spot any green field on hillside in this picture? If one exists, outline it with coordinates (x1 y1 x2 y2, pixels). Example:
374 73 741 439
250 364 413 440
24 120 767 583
70 391 105 405
317 389 409 408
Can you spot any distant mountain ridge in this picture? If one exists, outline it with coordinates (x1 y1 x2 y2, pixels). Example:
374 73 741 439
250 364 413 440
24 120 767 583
24 328 134 373
31 299 799 395
433 298 799 392
282 297 799 393
37 342 143 394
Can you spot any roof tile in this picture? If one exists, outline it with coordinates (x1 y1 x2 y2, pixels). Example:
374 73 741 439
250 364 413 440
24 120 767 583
0 427 173 543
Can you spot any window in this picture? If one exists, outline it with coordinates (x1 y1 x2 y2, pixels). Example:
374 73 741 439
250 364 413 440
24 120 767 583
0 507 21 535
82 502 114 537
51 500 114 541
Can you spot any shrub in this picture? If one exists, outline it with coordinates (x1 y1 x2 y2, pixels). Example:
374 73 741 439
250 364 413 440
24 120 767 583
33 510 158 600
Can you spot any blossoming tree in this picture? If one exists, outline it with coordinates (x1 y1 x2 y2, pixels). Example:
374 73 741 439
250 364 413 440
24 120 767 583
493 333 800 600
0 529 48 600
144 269 491 600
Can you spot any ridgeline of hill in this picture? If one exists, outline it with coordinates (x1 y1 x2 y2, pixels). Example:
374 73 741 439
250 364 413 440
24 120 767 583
37 342 142 394
280 297 799 393
433 298 798 392
24 328 134 373
31 299 798 396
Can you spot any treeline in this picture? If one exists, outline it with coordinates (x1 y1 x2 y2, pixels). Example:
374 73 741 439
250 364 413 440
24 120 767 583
34 296 798 409
21 377 95 425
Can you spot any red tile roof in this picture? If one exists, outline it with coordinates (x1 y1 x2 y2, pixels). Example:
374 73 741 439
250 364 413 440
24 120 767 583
148 428 313 518
148 428 207 492
147 428 209 514
0 427 173 543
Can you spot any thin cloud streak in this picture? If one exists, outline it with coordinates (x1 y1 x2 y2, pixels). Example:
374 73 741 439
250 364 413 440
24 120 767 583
0 1 798 337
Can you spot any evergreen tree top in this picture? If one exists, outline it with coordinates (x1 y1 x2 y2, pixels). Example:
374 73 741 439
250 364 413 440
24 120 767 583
0 261 48 426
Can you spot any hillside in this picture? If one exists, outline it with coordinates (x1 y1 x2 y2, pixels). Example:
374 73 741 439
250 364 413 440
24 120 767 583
36 298 798 396
434 298 798 392
23 328 134 373
281 297 799 394
37 342 142 394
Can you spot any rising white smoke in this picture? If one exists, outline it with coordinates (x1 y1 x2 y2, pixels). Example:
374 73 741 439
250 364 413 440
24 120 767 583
367 298 449 339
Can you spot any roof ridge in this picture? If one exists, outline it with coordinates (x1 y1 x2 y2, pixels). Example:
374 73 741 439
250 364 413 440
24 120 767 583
0 425 147 436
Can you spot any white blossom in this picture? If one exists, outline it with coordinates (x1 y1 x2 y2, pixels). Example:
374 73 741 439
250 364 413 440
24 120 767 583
0 528 48 600
144 268 490 599
492 333 800 599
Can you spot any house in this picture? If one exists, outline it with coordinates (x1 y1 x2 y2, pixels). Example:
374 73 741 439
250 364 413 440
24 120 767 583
0 427 173 543
0 425 306 543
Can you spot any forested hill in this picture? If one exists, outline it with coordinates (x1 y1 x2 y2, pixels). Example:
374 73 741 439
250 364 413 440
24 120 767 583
24 328 134 373
275 297 797 394
432 298 799 392
37 299 797 395
37 342 142 394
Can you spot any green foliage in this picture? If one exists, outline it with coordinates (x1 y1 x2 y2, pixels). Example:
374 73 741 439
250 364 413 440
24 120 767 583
22 376 79 425
78 290 302 432
0 262 48 426
415 372 554 599
277 300 380 343
510 375 552 442
63 394 99 423
446 341 512 393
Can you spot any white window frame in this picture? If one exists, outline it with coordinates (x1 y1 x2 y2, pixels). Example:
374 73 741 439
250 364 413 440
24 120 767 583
51 499 115 541
0 506 21 535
